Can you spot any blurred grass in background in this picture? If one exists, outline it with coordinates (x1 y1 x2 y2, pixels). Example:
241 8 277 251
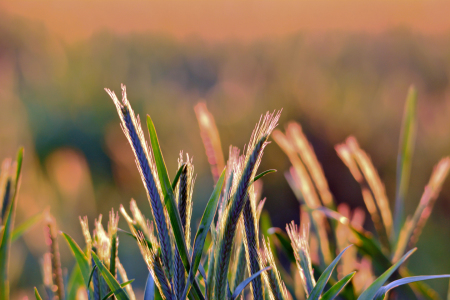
1 1 450 298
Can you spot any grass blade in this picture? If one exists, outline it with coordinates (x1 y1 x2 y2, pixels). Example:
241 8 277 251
147 115 204 300
0 147 23 300
357 248 416 300
182 168 226 300
232 266 272 300
267 227 296 263
101 280 135 300
34 287 43 300
307 245 352 300
374 275 450 300
394 86 417 241
11 212 43 243
321 272 356 300
144 271 155 300
253 169 277 183
92 251 130 300
62 232 91 288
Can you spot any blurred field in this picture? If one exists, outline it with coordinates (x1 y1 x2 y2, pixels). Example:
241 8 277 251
1 1 450 298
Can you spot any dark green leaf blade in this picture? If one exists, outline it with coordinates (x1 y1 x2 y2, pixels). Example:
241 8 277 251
267 227 296 263
307 245 352 300
62 232 91 288
101 280 135 300
253 169 277 183
0 147 24 300
91 251 129 300
394 86 417 241
146 115 204 300
182 168 226 300
232 266 272 300
321 272 356 300
357 248 416 300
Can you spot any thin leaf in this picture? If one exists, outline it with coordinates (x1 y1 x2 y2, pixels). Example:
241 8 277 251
374 275 450 300
62 232 91 288
0 147 23 300
172 163 187 190
182 169 226 300
394 86 417 241
357 248 416 300
232 266 272 300
146 115 204 300
144 272 155 300
307 245 352 300
34 287 43 300
91 251 129 300
253 169 277 183
101 280 135 300
11 212 43 242
321 272 356 300
88 265 98 289
267 227 296 263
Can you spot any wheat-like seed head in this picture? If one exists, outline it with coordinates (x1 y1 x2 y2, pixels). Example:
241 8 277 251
286 222 315 297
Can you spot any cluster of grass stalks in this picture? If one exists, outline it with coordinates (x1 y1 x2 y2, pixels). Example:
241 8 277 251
1 84 450 300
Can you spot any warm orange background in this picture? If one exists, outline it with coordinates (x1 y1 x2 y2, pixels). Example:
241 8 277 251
2 0 450 43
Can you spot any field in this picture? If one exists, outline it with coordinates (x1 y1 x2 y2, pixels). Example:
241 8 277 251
1 2 450 299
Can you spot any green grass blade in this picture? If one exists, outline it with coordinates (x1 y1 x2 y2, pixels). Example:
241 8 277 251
182 168 226 300
374 275 450 300
67 264 84 300
307 245 352 300
321 272 356 300
92 251 130 300
253 169 277 183
62 232 91 288
34 287 43 300
394 86 417 242
11 212 43 243
0 147 23 300
267 227 296 263
144 271 155 300
88 265 98 289
147 115 204 300
172 163 187 190
232 266 272 300
357 248 416 300
101 280 135 300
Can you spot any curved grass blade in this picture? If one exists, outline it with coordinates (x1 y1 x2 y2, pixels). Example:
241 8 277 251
0 147 23 300
62 232 91 287
253 169 277 183
147 115 204 300
34 287 43 300
172 163 187 190
88 265 98 289
267 227 296 263
92 251 129 300
307 245 352 300
374 275 450 300
101 280 135 300
11 212 43 243
321 272 356 300
144 272 155 300
232 266 272 300
394 86 417 241
182 168 226 300
357 248 416 300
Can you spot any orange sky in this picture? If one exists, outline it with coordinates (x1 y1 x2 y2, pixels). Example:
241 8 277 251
1 0 450 43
